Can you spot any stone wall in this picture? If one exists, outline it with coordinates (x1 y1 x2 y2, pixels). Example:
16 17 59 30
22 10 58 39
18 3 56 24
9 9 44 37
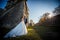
0 0 29 37
0 1 24 29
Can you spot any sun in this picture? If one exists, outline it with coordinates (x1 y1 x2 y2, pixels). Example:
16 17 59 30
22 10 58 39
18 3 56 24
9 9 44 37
48 14 53 18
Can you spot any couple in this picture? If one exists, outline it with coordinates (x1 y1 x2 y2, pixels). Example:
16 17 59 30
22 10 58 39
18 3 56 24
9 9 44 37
4 16 28 38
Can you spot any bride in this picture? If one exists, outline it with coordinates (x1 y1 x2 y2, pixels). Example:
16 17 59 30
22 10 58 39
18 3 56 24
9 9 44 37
4 16 28 38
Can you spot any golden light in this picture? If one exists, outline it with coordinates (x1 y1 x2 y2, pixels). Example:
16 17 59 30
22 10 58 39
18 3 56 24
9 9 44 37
48 14 53 18
28 29 33 31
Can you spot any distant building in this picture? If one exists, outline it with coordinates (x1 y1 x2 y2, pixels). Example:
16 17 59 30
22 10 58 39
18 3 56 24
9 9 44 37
29 20 34 26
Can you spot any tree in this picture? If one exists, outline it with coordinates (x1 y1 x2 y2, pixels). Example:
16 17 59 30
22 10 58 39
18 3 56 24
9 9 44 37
53 5 60 15
39 12 50 23
30 20 34 26
38 12 50 25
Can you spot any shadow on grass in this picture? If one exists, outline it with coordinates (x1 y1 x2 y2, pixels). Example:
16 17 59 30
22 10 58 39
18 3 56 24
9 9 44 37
33 25 58 40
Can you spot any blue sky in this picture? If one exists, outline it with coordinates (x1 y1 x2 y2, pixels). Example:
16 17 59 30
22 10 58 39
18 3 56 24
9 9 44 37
27 0 59 23
0 0 8 9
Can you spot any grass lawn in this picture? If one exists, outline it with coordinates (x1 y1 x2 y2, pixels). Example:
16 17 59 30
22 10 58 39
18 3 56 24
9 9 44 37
4 26 42 40
1 25 57 40
34 26 51 37
0 26 55 40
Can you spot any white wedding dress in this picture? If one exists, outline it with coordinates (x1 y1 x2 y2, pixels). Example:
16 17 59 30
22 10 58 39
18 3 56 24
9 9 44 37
4 21 27 38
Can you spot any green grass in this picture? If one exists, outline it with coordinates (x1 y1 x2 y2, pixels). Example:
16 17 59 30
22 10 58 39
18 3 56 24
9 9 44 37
1 25 57 40
1 25 56 40
4 26 42 40
34 26 51 36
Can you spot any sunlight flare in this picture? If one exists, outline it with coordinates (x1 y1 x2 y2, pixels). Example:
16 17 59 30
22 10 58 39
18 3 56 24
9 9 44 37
48 14 53 18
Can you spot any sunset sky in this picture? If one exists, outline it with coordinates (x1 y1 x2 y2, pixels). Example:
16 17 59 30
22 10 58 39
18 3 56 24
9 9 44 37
27 0 59 23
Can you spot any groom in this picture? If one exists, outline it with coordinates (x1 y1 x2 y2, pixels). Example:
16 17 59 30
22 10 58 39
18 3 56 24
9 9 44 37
24 16 28 27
